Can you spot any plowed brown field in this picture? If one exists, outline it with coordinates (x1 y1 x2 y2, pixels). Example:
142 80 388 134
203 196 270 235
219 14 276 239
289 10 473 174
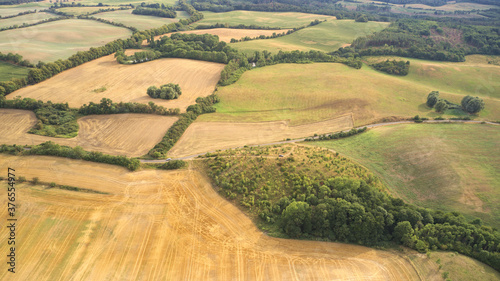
147 28 291 44
0 109 176 157
7 54 224 111
0 155 430 280
168 114 353 157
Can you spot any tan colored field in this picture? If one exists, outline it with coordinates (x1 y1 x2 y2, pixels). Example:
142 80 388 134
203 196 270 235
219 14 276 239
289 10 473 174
147 28 291 44
0 109 176 157
169 114 353 157
0 154 431 280
7 53 224 111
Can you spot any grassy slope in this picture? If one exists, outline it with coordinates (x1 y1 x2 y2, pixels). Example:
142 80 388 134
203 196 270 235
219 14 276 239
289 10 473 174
196 10 334 28
0 19 132 62
199 60 500 126
308 123 500 229
94 9 188 30
0 61 29 81
0 12 56 28
232 20 389 55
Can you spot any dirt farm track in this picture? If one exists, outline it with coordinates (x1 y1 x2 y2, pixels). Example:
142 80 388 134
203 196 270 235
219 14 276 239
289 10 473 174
0 155 424 281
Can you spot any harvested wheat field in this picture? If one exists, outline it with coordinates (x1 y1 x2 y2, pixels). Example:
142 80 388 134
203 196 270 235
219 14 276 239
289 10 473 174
0 154 430 281
0 109 176 156
146 28 291 44
7 53 224 110
169 114 353 158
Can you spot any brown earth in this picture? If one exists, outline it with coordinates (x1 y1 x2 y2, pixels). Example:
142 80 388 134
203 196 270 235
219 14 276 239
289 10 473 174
145 28 291 45
0 154 429 280
168 114 354 157
7 54 224 111
0 109 176 157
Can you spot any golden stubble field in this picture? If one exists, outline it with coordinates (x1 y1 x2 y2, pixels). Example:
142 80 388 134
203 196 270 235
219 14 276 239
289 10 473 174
0 155 433 281
7 53 224 111
0 109 177 157
169 114 354 157
147 28 291 44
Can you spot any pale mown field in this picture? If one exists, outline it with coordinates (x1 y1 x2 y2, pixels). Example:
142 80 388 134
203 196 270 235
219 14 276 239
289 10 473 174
0 109 177 157
7 53 224 110
152 28 291 44
169 114 353 158
0 154 433 281
0 19 132 62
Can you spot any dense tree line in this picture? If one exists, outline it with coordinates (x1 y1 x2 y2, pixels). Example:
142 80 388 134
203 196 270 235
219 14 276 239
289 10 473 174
196 22 285 30
351 19 500 62
370 59 410 75
0 9 36 19
229 20 325 43
28 142 140 170
204 147 500 271
305 127 368 141
0 96 179 137
0 141 140 171
132 3 176 18
0 0 42 5
115 49 161 64
147 83 182 100
78 98 180 116
158 160 186 170
0 52 33 67
148 94 220 158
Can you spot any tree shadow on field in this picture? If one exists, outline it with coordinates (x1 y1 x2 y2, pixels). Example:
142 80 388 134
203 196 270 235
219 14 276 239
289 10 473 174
417 103 431 112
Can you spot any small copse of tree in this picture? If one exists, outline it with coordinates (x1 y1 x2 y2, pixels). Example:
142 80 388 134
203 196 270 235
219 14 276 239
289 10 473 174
371 59 410 76
461 95 485 114
147 83 182 100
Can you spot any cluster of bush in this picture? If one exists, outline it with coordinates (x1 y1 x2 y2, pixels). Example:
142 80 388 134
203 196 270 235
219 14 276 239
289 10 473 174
148 94 220 158
305 127 368 141
158 160 186 170
147 83 182 100
370 59 410 75
427 91 484 114
0 52 33 67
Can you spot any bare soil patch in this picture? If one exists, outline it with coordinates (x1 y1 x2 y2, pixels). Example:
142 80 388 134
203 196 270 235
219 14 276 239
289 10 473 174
7 53 224 111
0 154 425 281
169 114 353 157
0 109 177 156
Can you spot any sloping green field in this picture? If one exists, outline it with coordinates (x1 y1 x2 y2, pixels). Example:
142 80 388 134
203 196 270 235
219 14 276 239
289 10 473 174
94 9 189 30
309 123 500 229
199 59 500 126
232 20 389 54
0 61 29 81
197 10 334 28
0 12 56 29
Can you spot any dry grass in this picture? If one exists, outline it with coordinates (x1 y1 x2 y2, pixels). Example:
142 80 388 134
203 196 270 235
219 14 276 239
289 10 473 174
0 19 132 62
0 109 177 157
7 52 224 111
168 114 353 157
0 154 427 280
147 28 291 44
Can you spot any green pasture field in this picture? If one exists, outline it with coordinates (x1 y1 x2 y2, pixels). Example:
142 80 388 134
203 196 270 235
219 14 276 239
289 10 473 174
0 19 132 63
365 55 500 100
231 19 389 54
93 9 189 30
0 61 29 81
0 12 56 29
309 123 500 229
198 61 500 126
75 0 177 5
196 10 335 29
0 2 51 17
57 6 123 16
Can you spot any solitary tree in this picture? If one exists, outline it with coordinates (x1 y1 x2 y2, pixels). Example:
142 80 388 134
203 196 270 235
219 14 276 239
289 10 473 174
461 95 485 114
426 91 440 108
435 99 448 113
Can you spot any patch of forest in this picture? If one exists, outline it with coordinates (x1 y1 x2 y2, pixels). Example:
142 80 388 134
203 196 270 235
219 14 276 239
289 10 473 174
201 145 500 272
